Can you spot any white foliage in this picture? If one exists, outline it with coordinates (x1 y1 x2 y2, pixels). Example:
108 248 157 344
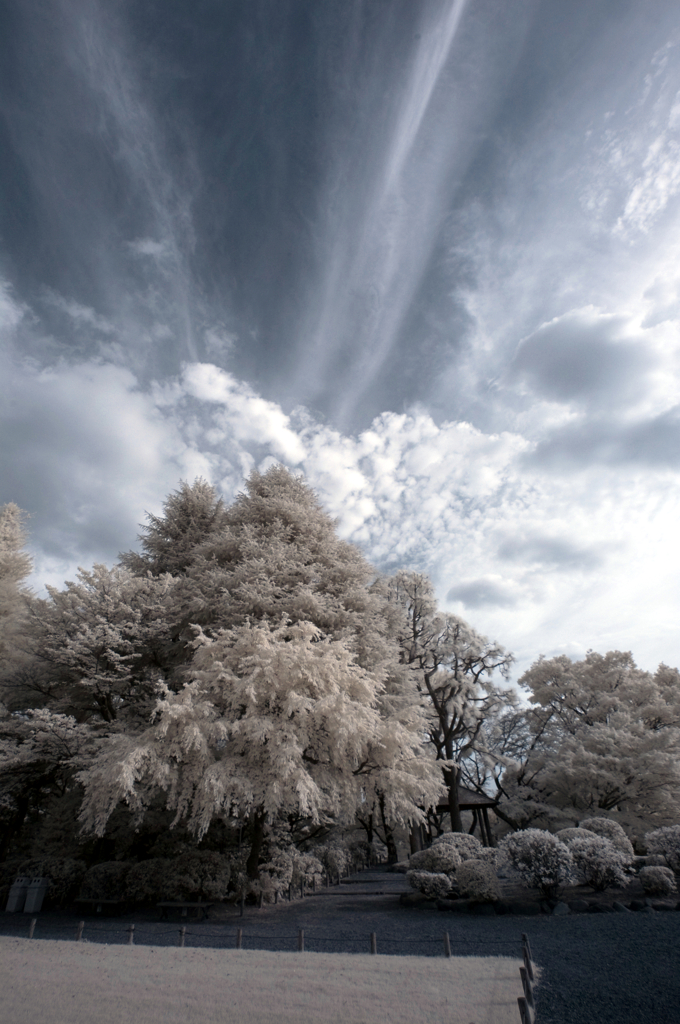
406 870 452 900
455 859 501 902
644 825 680 872
497 828 577 898
639 865 677 896
432 832 483 860
577 818 634 861
408 843 461 875
564 834 629 891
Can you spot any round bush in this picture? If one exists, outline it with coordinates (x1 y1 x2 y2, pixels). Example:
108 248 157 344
497 829 576 899
644 826 680 873
432 833 483 860
578 818 634 860
79 861 134 900
566 835 629 892
555 827 594 844
408 844 461 876
123 859 173 903
639 865 677 897
406 871 452 900
456 859 501 902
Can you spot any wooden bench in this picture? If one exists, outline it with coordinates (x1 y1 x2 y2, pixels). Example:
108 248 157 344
74 898 130 916
157 901 215 921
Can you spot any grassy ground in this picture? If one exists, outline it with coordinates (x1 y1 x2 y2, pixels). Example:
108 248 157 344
0 936 530 1024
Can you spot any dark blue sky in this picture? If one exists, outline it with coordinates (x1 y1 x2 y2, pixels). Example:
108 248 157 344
3 0 680 678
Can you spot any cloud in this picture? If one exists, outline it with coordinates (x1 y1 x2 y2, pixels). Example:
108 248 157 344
510 308 653 406
446 576 518 609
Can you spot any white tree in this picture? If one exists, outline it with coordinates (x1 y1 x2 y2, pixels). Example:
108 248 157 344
495 651 680 838
0 504 34 692
76 617 444 878
387 570 514 833
76 468 444 875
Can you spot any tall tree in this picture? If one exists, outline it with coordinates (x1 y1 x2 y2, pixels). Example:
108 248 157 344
76 469 443 875
388 571 514 833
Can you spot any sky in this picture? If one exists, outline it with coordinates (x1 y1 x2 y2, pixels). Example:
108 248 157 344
3 0 680 686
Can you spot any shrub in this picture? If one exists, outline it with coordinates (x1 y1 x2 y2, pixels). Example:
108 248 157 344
644 826 680 873
315 841 350 879
123 859 172 903
639 866 677 897
167 851 232 901
497 829 576 900
79 861 134 900
17 857 87 908
406 871 452 900
578 818 634 860
555 827 592 844
566 836 629 892
456 859 501 902
432 833 483 860
408 844 461 876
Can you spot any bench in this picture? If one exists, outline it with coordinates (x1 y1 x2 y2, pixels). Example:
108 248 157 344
157 901 215 921
74 898 130 916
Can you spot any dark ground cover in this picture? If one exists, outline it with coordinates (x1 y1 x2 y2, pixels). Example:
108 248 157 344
1 869 678 1024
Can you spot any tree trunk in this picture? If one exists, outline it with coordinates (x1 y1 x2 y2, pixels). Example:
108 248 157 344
245 810 266 880
444 764 463 833
409 823 423 854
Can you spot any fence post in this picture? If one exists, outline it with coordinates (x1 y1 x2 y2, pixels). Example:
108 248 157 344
257 891 263 908
521 933 534 982
236 928 242 949
127 924 135 945
300 879 304 899
370 932 377 955
28 919 36 940
298 929 304 952
519 967 534 1011
76 921 84 942
443 932 451 958
517 996 532 1024
240 894 245 917
179 926 186 948
288 883 293 902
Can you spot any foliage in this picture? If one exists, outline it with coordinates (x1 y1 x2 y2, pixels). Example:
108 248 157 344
79 861 134 900
578 818 634 860
16 856 87 908
432 832 483 860
497 828 576 899
494 652 680 835
563 835 629 892
406 870 452 900
122 858 172 903
555 828 589 844
408 843 461 875
314 840 351 878
639 865 677 896
455 858 501 902
387 571 514 831
644 826 680 872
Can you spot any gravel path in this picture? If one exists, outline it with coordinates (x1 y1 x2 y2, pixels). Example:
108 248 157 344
2 869 678 1024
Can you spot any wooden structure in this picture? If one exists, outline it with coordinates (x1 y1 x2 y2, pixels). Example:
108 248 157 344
435 786 498 847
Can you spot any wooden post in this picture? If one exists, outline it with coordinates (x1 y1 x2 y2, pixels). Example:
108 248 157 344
179 926 186 947
28 919 36 940
76 921 84 942
127 924 135 945
519 967 534 1011
312 876 316 892
298 929 304 952
257 891 263 908
300 879 304 899
236 928 242 949
517 996 532 1024
521 934 534 982
443 932 451 958
240 894 245 917
370 932 377 955
288 883 293 902
275 890 278 904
